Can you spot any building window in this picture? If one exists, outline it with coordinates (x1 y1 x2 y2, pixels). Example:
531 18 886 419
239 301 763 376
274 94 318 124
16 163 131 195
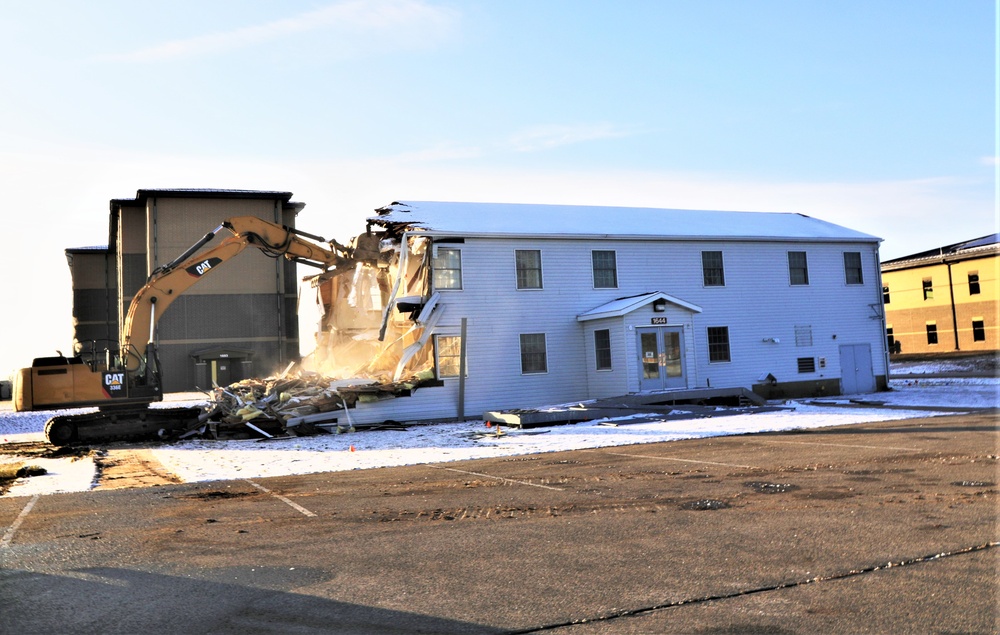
515 250 542 289
844 252 863 285
788 251 809 285
922 278 933 300
926 323 938 345
592 250 618 288
969 272 981 295
433 247 462 290
707 326 731 363
886 327 895 351
702 251 725 286
519 333 547 374
797 357 816 373
883 286 890 304
594 329 612 370
972 319 986 342
435 335 462 378
794 325 813 347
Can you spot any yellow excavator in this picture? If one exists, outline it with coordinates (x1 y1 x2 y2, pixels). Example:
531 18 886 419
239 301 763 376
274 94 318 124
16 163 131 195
13 216 350 445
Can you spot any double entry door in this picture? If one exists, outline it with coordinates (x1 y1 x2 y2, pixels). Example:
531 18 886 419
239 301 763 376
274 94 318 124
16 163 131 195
637 326 686 391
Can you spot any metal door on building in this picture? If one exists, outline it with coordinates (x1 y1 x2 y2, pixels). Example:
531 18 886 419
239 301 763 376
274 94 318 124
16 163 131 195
839 343 875 395
211 359 232 387
637 327 686 391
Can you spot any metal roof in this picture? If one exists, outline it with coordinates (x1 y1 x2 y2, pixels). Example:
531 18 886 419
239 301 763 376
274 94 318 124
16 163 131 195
371 201 881 243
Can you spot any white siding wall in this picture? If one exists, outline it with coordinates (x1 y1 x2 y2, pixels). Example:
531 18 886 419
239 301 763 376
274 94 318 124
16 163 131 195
344 235 886 423
580 317 630 399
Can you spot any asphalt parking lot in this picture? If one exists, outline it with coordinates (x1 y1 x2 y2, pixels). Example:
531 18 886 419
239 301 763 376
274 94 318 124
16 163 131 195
1 412 997 634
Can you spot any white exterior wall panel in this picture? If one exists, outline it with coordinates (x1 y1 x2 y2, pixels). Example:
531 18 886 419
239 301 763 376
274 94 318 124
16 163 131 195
429 237 884 411
343 215 885 421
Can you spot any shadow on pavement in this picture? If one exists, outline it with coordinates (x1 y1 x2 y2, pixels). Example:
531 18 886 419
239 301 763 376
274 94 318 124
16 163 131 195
0 567 499 635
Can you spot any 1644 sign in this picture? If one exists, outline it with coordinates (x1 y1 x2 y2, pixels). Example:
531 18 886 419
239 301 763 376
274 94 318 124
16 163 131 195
651 317 668 325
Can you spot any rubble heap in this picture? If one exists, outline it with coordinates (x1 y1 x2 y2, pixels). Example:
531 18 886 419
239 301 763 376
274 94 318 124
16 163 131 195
192 367 436 440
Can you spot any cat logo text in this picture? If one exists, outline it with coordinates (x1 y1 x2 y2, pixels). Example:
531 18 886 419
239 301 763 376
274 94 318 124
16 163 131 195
102 372 126 398
186 257 223 277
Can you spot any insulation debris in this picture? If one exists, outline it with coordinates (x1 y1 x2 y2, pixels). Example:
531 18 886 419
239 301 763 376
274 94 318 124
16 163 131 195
192 367 437 440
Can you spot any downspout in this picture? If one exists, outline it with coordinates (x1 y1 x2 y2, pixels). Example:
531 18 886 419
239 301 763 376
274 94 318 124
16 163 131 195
149 197 158 351
874 246 891 386
274 200 286 364
458 317 467 419
946 260 960 350
151 197 158 272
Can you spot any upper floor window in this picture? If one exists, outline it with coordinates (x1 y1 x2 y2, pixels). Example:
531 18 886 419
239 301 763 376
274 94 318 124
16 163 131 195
432 247 462 290
702 251 725 286
844 252 863 285
592 250 618 288
519 333 548 374
515 249 542 289
594 329 612 370
788 251 809 285
883 286 890 304
969 272 981 295
922 278 933 301
707 326 731 363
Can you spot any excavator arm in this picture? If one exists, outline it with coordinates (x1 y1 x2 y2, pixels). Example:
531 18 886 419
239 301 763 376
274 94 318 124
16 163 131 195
121 216 350 371
15 214 351 444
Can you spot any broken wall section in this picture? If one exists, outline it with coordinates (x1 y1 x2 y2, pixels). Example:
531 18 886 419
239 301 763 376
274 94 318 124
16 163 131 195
302 226 438 386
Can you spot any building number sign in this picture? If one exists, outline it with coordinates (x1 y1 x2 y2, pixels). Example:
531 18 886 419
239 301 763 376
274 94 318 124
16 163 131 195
650 317 667 325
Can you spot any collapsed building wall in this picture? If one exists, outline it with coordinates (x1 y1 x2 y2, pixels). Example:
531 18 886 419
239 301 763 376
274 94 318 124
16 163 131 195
302 214 441 388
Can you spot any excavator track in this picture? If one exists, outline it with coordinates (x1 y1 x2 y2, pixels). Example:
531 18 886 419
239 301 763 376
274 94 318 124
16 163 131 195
44 407 204 446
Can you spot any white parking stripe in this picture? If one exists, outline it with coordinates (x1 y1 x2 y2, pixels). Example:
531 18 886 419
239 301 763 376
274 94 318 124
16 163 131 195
592 450 755 469
429 465 565 491
763 440 921 451
244 480 317 517
1 493 40 549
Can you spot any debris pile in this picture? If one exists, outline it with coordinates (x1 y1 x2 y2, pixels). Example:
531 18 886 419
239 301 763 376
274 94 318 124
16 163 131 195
192 367 436 440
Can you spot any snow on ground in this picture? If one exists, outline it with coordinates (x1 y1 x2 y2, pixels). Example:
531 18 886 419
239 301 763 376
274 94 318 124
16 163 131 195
1 379 996 499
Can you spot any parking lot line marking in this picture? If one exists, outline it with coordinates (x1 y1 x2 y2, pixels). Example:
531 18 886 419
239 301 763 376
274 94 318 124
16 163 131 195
1 493 40 550
591 450 755 469
244 480 317 517
428 465 565 490
763 440 921 452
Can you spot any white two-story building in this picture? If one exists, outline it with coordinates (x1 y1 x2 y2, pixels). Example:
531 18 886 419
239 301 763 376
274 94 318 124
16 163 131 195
310 201 888 425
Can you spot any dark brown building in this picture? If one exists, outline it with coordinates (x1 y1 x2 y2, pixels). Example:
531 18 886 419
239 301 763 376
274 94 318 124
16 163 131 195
68 189 304 392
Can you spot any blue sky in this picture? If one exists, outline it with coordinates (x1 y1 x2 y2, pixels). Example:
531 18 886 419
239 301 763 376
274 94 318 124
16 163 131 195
0 0 995 372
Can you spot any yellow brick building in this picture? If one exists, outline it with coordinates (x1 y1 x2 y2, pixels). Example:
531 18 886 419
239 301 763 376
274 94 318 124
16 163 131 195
881 235 998 355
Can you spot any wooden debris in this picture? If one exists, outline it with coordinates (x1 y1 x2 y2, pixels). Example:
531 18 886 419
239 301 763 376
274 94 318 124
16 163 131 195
193 368 436 440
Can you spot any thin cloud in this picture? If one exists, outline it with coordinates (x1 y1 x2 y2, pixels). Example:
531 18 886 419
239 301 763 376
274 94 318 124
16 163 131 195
96 0 457 63
508 123 636 153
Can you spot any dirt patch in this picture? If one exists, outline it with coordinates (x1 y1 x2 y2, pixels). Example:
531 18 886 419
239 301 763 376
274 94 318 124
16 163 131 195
93 448 182 490
0 442 96 495
0 441 93 459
